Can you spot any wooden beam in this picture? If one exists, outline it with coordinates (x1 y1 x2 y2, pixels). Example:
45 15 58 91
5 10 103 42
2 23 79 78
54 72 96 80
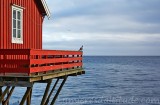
69 73 78 76
0 86 2 96
29 69 84 82
44 79 59 105
82 70 85 74
0 81 33 87
40 79 52 105
27 87 32 105
50 76 68 105
0 86 10 102
0 86 3 104
0 69 84 83
7 91 9 105
3 87 15 105
34 80 50 83
20 87 32 105
41 69 83 80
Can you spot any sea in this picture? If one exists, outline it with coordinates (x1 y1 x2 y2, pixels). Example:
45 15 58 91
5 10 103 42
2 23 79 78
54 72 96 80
4 56 160 105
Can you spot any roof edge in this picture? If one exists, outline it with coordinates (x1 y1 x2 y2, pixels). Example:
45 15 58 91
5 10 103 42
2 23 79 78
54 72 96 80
41 0 51 19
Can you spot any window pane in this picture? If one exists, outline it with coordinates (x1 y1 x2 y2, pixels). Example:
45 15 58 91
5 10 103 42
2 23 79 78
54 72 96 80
13 29 16 38
13 19 16 28
17 30 21 38
17 21 21 29
13 10 16 19
17 11 21 20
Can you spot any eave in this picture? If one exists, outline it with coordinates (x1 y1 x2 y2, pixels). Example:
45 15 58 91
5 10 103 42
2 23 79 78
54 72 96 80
40 0 51 18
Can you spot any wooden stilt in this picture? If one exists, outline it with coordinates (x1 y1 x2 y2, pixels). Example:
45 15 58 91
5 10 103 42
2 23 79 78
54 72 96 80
3 87 15 105
0 86 10 102
40 79 52 105
0 86 3 105
50 76 68 105
27 87 32 105
20 87 32 105
0 87 2 95
44 79 59 105
0 67 84 105
7 91 9 105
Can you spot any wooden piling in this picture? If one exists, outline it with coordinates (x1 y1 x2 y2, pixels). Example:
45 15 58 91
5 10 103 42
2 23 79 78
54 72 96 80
50 76 68 105
0 86 10 103
20 87 32 105
40 79 52 105
3 87 15 105
0 69 85 105
44 79 59 105
27 87 32 105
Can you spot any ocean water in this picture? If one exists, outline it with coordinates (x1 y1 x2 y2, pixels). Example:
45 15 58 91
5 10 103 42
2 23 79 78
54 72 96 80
6 56 160 105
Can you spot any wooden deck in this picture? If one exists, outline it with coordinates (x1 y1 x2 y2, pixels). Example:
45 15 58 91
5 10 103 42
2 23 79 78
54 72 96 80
0 68 85 87
0 68 85 105
0 49 85 104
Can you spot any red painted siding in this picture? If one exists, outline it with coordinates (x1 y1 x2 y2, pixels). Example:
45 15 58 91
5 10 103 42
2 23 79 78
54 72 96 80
0 0 43 49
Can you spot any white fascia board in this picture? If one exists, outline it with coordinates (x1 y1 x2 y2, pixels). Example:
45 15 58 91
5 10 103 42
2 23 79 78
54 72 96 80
41 0 51 19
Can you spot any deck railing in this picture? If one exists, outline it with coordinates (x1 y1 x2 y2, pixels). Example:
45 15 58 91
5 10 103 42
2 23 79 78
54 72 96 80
0 49 83 76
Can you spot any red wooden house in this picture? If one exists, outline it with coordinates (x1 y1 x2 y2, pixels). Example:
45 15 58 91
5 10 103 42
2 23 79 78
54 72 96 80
0 0 50 49
0 0 83 76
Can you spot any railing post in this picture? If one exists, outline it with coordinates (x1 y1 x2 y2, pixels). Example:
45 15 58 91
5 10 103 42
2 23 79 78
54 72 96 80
27 54 31 76
62 55 63 71
3 55 7 75
81 52 83 68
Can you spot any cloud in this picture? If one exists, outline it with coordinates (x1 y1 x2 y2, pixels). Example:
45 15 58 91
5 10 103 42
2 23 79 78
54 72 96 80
43 0 160 55
43 32 160 55
44 14 160 34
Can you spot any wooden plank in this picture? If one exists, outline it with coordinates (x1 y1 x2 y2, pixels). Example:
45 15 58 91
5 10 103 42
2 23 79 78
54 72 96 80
30 62 82 73
0 81 33 87
41 69 83 81
30 49 82 55
0 69 84 83
30 57 82 64
29 69 84 82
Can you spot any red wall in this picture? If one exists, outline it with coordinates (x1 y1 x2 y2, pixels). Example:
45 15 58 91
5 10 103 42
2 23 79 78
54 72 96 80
0 0 43 49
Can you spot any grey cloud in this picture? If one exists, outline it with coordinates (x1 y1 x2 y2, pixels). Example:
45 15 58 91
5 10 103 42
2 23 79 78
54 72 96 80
45 0 160 34
44 0 160 55
43 38 160 56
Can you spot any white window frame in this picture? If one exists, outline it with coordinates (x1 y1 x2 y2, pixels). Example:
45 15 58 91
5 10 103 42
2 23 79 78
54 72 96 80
12 5 23 44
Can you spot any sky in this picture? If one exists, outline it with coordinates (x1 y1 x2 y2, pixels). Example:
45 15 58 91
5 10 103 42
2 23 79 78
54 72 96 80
43 0 160 56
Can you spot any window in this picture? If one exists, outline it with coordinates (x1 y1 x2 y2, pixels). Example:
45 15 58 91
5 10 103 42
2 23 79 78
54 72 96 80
12 5 23 44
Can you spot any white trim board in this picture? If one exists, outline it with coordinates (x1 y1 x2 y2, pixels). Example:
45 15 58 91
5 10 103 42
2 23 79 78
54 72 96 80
41 0 51 18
